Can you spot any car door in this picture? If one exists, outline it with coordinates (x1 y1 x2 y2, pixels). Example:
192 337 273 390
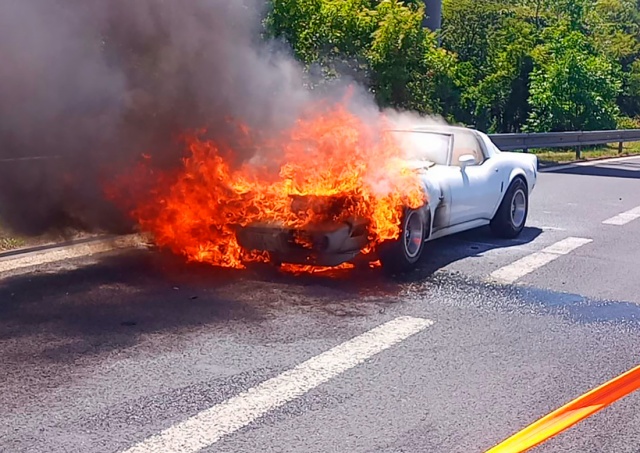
446 130 505 225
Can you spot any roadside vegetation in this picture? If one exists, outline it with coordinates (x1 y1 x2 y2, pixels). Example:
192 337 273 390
0 224 24 252
532 141 640 164
266 0 640 134
0 223 100 253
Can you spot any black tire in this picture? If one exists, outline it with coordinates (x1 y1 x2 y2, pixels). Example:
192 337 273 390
379 206 429 273
490 177 528 239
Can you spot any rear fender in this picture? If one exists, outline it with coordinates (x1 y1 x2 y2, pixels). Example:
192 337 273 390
490 169 527 218
508 168 528 188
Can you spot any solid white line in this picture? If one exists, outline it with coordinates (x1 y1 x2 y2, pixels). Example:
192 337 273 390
0 235 145 274
602 206 640 226
490 237 592 284
541 155 640 172
120 316 433 453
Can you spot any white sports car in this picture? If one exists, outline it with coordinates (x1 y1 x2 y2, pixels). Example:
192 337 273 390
236 124 538 272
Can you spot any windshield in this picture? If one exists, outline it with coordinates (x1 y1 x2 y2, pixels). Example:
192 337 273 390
389 131 451 165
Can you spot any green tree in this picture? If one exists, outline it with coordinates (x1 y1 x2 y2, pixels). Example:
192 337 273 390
366 0 429 107
463 16 537 132
441 0 637 132
441 0 504 76
267 0 637 132
585 0 640 117
441 0 538 132
265 0 376 81
266 0 463 115
367 0 462 113
526 30 622 131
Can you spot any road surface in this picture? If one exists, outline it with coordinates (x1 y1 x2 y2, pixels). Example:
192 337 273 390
2 156 640 453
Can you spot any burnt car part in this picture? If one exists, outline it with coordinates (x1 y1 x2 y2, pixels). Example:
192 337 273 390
235 217 370 267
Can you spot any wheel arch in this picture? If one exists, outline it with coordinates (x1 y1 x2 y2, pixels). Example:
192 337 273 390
417 202 433 240
400 203 432 242
508 168 528 189
491 172 528 219
489 173 529 238
378 204 430 273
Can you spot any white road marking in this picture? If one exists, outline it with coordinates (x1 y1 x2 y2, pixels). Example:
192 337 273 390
541 155 640 172
0 235 146 274
120 316 433 453
602 206 640 226
490 237 592 284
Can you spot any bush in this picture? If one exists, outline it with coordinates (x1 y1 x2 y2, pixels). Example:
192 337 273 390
266 0 640 133
266 0 462 115
616 116 640 129
525 30 622 132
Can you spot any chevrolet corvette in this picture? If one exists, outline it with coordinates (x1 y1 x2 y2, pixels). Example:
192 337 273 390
235 124 538 272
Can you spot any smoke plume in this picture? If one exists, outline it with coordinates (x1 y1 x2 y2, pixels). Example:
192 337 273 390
0 0 332 236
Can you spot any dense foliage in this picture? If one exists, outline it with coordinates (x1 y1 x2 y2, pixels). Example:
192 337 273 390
265 0 640 132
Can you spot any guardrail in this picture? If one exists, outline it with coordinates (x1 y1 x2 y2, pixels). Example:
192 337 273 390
3 130 640 162
488 129 640 158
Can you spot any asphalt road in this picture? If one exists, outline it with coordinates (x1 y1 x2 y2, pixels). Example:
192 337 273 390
2 156 640 453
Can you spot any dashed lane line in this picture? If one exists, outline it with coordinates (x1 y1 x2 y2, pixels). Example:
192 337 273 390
120 316 434 453
490 237 593 284
602 206 640 226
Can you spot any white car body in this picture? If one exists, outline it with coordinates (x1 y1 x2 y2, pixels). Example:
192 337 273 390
392 124 538 242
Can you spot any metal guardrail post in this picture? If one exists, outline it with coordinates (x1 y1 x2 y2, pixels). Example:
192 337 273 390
619 142 624 154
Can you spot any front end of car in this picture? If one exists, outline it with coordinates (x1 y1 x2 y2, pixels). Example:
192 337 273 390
234 194 372 267
235 217 370 267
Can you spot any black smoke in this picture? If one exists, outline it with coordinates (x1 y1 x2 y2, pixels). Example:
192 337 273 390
0 0 322 236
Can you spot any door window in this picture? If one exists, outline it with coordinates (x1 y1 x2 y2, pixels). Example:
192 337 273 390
451 130 486 166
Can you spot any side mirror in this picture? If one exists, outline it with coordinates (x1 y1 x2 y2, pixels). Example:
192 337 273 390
458 154 476 168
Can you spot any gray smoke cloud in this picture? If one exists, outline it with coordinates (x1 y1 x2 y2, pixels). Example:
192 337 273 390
0 0 332 236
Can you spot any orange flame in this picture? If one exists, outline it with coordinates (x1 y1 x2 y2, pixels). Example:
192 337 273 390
108 101 426 269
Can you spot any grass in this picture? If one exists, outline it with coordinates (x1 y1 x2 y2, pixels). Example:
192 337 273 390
0 236 25 252
0 225 26 252
531 141 640 165
0 224 91 253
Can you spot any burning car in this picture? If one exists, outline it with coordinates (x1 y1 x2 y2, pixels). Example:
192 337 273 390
110 106 538 274
234 124 538 272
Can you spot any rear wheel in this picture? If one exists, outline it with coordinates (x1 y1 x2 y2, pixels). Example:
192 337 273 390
490 177 528 238
379 207 428 273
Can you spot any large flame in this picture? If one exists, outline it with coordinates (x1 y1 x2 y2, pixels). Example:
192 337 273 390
109 101 427 270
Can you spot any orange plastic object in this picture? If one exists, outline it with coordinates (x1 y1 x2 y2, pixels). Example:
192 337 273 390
486 364 640 453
